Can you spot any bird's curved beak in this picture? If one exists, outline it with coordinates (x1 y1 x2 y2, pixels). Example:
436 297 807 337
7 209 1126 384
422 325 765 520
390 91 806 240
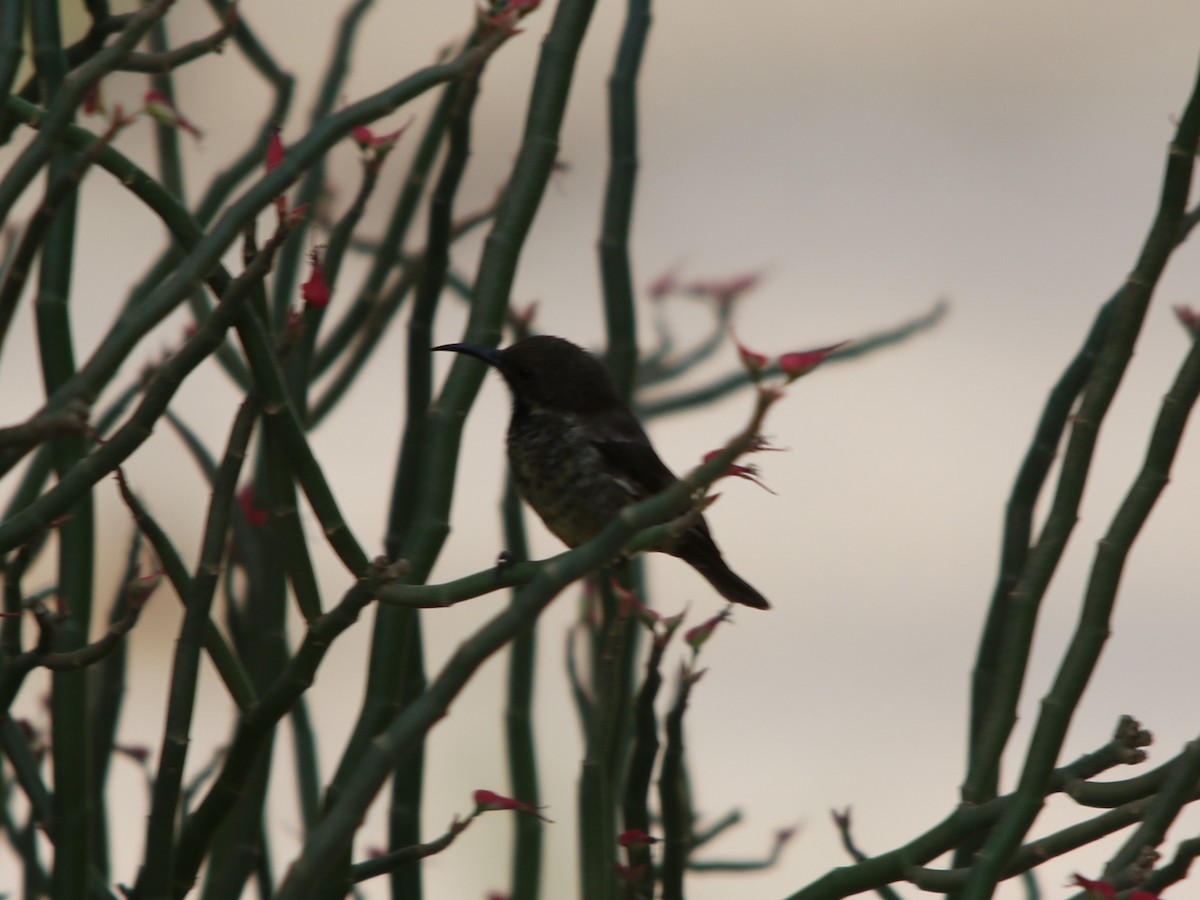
432 342 501 368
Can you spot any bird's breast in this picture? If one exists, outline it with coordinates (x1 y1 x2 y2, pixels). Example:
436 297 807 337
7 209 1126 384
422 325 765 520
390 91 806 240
506 408 634 547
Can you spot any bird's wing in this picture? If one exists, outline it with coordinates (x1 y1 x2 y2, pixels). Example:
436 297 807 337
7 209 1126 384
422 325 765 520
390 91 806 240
587 408 679 501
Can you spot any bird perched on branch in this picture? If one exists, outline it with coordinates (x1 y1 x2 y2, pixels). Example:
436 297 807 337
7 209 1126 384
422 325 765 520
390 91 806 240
434 335 769 609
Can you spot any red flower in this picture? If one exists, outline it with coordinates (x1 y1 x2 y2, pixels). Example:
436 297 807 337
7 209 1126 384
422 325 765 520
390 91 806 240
685 607 732 653
779 340 849 382
143 90 202 138
1130 892 1162 900
301 248 331 308
472 789 552 822
238 485 269 527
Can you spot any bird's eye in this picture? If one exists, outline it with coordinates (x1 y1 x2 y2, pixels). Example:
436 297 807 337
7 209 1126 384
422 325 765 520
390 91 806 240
514 365 535 380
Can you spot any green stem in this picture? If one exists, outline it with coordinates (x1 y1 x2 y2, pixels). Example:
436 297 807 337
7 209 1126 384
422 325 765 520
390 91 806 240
114 468 256 711
137 398 258 900
269 0 376 329
957 62 1200 899
658 669 694 900
502 479 542 900
963 300 1113 798
599 0 651 401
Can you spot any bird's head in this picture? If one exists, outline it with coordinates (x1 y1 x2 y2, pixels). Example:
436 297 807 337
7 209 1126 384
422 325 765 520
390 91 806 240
434 335 621 413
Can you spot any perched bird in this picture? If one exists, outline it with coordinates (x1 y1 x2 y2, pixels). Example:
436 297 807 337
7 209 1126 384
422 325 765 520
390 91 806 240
434 335 769 609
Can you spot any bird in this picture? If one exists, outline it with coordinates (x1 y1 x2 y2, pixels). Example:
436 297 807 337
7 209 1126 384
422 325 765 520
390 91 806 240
434 335 769 609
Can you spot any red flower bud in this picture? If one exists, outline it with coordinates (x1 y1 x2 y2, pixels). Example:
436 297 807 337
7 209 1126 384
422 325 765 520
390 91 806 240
472 789 552 822
688 270 763 309
647 265 681 301
685 607 732 653
778 340 849 382
143 90 202 138
83 82 105 116
731 331 768 381
238 485 269 527
617 828 659 850
1175 303 1199 335
126 570 164 607
701 450 776 494
351 123 410 158
116 744 151 764
266 127 286 172
302 248 331 308
1071 875 1116 900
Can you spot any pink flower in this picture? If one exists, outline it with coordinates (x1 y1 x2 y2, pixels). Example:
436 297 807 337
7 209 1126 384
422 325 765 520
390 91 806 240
238 485 269 527
473 789 552 822
301 248 331 308
685 607 732 652
143 90 202 138
618 828 659 850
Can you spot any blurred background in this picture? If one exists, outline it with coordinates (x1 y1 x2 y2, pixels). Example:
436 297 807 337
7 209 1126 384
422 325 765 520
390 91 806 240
3 1 1200 897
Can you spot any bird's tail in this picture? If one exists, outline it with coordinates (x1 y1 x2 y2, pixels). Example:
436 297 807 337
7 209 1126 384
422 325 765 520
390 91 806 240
673 538 770 610
694 559 771 610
